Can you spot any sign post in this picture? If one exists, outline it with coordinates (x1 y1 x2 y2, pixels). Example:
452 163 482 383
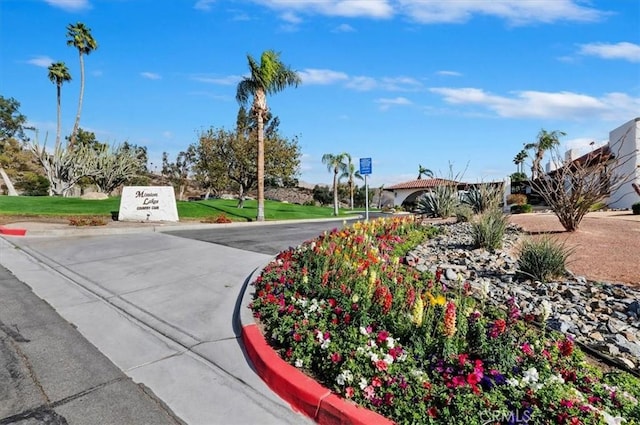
359 158 372 221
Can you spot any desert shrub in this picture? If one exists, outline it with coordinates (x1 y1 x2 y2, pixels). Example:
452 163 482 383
463 184 503 214
470 209 508 251
517 236 574 282
510 204 533 214
633 202 640 215
415 185 459 218
68 216 107 226
454 204 474 222
506 193 527 206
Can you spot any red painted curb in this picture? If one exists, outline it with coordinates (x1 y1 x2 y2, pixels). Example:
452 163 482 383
0 226 27 236
241 323 394 425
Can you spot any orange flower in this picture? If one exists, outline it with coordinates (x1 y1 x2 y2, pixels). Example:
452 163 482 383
443 301 457 338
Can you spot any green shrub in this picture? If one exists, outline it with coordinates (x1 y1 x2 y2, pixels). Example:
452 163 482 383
470 209 508 251
633 202 640 215
506 193 527 206
463 184 503 214
589 202 607 212
517 236 574 282
415 185 459 218
510 204 533 214
454 204 474 222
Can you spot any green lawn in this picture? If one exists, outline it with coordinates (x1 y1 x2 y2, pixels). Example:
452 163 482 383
0 196 351 222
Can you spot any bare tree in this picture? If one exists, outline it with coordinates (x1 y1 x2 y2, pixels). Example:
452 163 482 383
529 130 637 232
92 144 144 194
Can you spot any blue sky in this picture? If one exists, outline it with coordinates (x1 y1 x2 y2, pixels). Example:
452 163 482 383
1 0 639 187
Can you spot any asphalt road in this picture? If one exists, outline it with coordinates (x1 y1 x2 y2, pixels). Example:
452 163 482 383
164 220 350 255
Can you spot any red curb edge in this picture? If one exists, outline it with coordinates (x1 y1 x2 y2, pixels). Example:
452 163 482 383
241 323 394 425
0 226 27 236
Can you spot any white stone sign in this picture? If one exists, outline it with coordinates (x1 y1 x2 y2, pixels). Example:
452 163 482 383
118 186 179 222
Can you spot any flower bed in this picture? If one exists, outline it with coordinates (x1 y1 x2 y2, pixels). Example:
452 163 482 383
250 217 639 424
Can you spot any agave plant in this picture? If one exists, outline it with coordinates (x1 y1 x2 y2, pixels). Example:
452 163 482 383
416 184 459 218
463 184 503 214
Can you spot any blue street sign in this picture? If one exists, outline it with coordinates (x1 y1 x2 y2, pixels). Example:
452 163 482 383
359 157 372 175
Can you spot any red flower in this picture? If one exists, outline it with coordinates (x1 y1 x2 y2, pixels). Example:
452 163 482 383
345 387 354 398
558 338 574 357
330 352 342 363
466 373 480 386
293 333 302 342
372 376 382 387
427 407 438 418
376 330 390 345
374 360 388 372
452 375 466 388
458 353 469 367
489 319 506 338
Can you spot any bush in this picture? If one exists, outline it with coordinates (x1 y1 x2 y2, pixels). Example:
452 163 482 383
454 204 474 222
470 209 508 251
506 193 527 205
415 185 459 218
201 213 233 223
510 204 533 214
463 184 503 214
517 236 573 282
68 216 107 226
589 202 607 212
633 202 640 215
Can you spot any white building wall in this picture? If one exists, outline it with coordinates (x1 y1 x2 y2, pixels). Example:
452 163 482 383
608 117 640 209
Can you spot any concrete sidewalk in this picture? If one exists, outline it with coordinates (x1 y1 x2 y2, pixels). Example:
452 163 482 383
0 230 311 425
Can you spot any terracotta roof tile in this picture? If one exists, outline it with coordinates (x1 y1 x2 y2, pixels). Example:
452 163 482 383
385 178 460 190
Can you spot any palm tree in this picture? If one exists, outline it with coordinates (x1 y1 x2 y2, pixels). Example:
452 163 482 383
339 154 364 210
322 152 349 216
417 164 434 180
47 61 72 150
236 50 301 221
66 22 98 147
513 149 528 174
524 130 566 180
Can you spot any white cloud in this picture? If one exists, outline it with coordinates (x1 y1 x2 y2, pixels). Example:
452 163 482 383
333 23 356 32
430 87 640 120
252 0 393 19
27 55 54 68
345 76 378 91
281 11 302 23
437 70 462 77
44 0 90 11
375 96 412 110
92 70 103 77
380 76 423 91
578 42 640 62
194 0 216 11
192 74 242 85
298 68 349 85
397 0 606 25
162 131 173 139
140 72 161 80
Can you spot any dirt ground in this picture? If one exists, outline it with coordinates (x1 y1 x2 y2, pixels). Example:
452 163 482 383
508 211 639 287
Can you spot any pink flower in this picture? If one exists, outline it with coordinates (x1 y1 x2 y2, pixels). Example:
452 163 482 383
374 360 388 372
372 376 382 387
521 342 534 356
330 352 342 363
452 375 466 388
377 330 389 345
364 385 375 400
458 353 469 367
345 387 354 398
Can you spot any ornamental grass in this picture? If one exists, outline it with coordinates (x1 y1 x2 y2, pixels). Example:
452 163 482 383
250 217 639 425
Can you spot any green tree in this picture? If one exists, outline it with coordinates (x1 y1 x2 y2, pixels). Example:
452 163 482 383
513 149 528 174
322 152 349 216
417 164 434 180
524 130 565 180
0 96 27 141
236 50 301 221
47 61 72 149
0 96 33 195
194 108 301 208
339 154 363 210
312 185 332 206
162 148 196 201
66 22 98 147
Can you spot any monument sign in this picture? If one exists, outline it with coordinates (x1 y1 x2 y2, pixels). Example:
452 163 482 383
118 186 179 222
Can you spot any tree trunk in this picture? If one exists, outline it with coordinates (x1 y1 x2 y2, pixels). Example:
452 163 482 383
255 90 266 222
237 184 245 209
332 170 339 216
70 52 84 147
56 84 62 149
0 167 18 196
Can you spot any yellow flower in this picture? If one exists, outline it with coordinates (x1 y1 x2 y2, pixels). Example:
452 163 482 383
411 297 424 327
427 293 446 306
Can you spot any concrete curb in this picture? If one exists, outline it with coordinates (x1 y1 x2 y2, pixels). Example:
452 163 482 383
238 265 394 425
0 225 26 236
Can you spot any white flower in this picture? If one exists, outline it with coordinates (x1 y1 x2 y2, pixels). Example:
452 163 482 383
386 337 395 349
547 374 565 385
295 359 303 368
359 326 369 335
342 370 353 383
356 347 365 354
336 373 346 386
522 367 539 385
369 353 379 362
383 354 394 365
600 411 626 425
540 299 552 322
321 339 330 350
358 378 368 390
507 378 520 387
397 353 407 362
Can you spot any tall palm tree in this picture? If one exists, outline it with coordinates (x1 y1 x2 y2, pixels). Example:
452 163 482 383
322 152 349 216
417 164 434 180
236 50 301 221
524 130 565 180
513 149 528 174
339 154 363 210
66 22 98 147
47 61 72 150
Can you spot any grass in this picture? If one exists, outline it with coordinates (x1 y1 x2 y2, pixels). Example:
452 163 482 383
0 196 350 222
